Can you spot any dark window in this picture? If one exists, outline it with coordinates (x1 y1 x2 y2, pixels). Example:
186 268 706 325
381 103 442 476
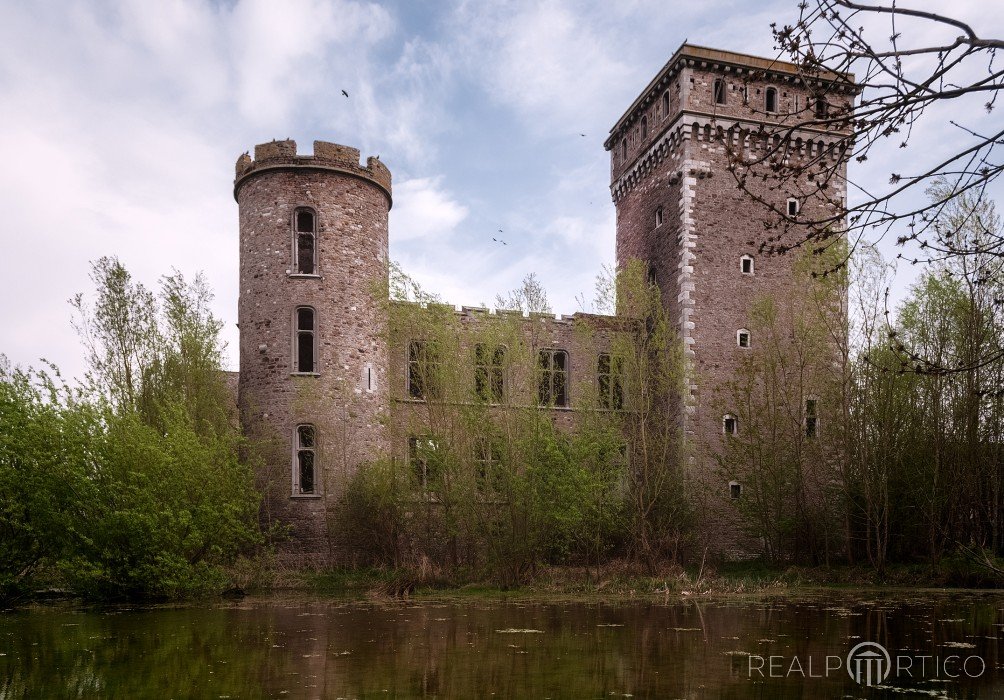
765 87 777 113
714 79 726 105
787 198 799 217
475 344 506 403
805 399 818 438
655 206 664 227
640 116 648 140
295 307 315 373
662 91 670 118
647 264 657 287
621 138 627 161
598 353 625 410
723 414 737 435
408 340 440 400
538 349 568 407
730 482 742 499
409 436 441 491
814 97 828 119
741 256 754 274
737 330 750 348
295 424 316 494
475 440 503 492
294 209 316 274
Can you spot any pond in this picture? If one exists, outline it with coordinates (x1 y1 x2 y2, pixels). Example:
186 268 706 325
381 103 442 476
2 590 1004 698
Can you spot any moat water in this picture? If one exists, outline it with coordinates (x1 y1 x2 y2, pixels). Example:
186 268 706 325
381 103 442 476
2 590 1004 698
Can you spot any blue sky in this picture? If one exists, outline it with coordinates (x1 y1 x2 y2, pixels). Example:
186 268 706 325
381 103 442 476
0 0 998 378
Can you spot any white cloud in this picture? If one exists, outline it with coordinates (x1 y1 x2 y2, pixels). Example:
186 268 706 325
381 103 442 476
389 177 469 241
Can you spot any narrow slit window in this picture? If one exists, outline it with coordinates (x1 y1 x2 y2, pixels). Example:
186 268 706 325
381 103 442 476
662 91 670 118
295 307 315 373
597 353 625 410
475 344 505 403
713 79 726 105
640 116 648 140
655 206 664 227
805 399 818 438
295 424 316 495
538 349 568 407
737 329 751 348
741 255 754 275
765 87 777 113
723 413 737 435
294 209 316 275
621 138 627 161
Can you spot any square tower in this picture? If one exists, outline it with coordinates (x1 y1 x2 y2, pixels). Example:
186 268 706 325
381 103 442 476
606 44 852 550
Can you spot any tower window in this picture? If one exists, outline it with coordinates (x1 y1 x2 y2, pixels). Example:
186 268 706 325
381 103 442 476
647 264 657 287
655 206 664 227
662 91 670 118
294 208 316 275
408 340 440 400
597 353 625 410
814 96 828 119
737 329 751 348
294 306 316 373
538 349 568 407
475 344 506 403
294 424 316 495
363 362 375 393
713 79 726 105
787 198 800 217
740 255 754 275
765 87 777 113
805 399 818 438
723 413 738 435
621 138 627 161
640 116 648 140
729 481 742 499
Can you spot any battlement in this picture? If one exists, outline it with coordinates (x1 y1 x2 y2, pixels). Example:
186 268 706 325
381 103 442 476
234 139 391 204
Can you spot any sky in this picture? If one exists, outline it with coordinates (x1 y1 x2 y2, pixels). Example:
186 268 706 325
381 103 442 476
0 0 999 379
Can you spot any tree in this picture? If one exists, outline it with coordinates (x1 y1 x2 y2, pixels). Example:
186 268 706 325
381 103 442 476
729 1 1003 268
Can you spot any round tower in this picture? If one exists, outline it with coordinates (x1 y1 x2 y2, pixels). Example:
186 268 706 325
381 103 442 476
235 139 391 562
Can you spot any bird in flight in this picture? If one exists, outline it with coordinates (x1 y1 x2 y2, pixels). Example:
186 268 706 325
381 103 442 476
492 237 507 245
579 133 586 137
341 89 349 98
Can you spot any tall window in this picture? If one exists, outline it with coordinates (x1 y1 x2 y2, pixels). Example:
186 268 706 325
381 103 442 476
765 87 777 113
655 206 664 227
475 344 506 403
713 79 726 105
814 96 828 119
597 353 624 410
475 439 503 492
640 116 648 140
294 424 316 494
294 208 316 275
787 198 800 217
538 349 568 407
409 436 441 491
723 413 738 435
662 90 670 118
621 138 627 161
294 306 315 373
740 254 754 275
805 399 818 438
408 340 440 400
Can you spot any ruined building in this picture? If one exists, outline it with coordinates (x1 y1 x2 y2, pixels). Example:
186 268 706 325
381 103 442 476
234 44 852 562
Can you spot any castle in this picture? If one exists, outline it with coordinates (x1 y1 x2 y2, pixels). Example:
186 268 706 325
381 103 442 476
234 44 852 561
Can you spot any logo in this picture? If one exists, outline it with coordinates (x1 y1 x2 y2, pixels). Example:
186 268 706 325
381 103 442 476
846 641 891 686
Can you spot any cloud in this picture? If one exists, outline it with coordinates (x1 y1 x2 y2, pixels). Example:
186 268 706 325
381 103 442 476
389 176 469 242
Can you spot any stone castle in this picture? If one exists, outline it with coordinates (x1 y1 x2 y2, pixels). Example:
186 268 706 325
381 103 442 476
234 44 852 561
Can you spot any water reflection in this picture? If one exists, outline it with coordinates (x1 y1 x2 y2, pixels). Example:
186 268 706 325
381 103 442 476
2 591 1003 698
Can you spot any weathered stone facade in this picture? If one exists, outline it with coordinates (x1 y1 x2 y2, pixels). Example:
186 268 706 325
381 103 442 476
236 43 850 562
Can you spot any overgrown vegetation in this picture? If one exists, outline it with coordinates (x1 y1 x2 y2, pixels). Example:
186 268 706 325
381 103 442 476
0 258 260 603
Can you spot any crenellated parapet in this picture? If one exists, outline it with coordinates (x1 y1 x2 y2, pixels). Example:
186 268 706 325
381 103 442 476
234 139 392 205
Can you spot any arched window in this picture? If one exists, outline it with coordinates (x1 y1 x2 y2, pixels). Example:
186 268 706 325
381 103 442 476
294 424 316 495
737 329 751 348
655 206 664 227
621 138 627 161
765 87 777 113
723 413 738 435
640 116 648 140
538 349 568 407
713 79 726 105
662 91 670 118
740 254 754 275
294 208 316 275
294 306 315 373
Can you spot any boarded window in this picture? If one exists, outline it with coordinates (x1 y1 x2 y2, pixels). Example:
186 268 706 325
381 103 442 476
294 208 316 275
295 307 315 373
598 353 625 410
474 344 505 403
714 79 726 105
295 424 316 494
408 340 440 400
538 349 568 407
